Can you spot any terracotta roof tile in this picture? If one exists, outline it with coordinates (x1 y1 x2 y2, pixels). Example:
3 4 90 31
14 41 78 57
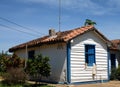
110 39 120 50
9 25 109 52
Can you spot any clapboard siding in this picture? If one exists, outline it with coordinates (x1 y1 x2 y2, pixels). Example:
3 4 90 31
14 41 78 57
96 59 107 62
70 31 108 83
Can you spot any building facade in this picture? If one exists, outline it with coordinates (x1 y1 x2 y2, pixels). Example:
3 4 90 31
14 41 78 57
9 25 111 84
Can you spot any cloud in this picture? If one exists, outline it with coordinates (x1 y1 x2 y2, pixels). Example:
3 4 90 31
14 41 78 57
17 0 120 16
108 0 120 7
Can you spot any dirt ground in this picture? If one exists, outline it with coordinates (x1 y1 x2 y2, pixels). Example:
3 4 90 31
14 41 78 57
49 81 120 87
1 76 120 87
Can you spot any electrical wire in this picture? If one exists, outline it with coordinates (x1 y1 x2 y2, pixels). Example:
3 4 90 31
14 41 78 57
0 17 46 36
0 23 40 37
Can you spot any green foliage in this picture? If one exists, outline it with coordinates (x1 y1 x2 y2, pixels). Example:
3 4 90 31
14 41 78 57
3 67 28 85
0 55 8 72
0 53 51 85
84 19 96 26
0 53 27 85
0 52 11 72
110 68 117 80
110 66 120 80
115 66 120 80
6 54 25 68
0 53 25 73
25 54 51 80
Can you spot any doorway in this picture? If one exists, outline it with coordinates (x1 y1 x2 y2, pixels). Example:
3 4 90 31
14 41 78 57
110 54 116 69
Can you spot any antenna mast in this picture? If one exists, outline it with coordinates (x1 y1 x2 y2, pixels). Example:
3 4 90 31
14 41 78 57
59 0 61 32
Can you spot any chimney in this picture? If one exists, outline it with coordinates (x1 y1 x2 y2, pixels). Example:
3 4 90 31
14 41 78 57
49 29 56 36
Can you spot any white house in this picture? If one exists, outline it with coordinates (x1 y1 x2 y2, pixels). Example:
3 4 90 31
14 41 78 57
9 25 111 84
109 40 120 71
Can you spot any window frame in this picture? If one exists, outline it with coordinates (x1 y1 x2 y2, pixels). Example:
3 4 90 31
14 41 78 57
85 44 96 66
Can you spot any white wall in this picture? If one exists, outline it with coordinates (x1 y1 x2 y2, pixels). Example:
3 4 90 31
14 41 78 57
15 43 67 83
70 31 108 82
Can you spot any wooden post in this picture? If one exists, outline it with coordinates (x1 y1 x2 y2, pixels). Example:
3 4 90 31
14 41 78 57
25 44 28 68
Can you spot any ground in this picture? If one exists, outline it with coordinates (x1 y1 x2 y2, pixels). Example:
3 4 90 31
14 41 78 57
1 78 120 87
48 81 120 87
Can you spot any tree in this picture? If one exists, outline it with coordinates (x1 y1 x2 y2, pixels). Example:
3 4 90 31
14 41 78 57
7 53 24 68
0 53 27 84
84 19 96 26
0 53 25 72
25 54 51 82
0 53 8 72
3 67 28 85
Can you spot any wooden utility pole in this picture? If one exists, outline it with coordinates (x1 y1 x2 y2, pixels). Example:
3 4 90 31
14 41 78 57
25 44 28 68
59 0 61 32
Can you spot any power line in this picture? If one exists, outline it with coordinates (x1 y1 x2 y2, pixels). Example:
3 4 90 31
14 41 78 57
0 23 40 37
58 0 61 32
0 17 46 36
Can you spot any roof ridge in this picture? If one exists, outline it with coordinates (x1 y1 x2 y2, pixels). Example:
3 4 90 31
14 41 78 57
56 25 93 33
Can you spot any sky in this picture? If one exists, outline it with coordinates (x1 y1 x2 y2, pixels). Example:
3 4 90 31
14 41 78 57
0 0 120 52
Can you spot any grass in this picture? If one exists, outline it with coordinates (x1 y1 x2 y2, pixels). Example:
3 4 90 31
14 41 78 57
0 81 55 87
0 73 55 87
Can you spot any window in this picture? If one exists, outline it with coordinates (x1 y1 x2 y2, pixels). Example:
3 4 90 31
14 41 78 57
110 54 116 68
85 45 95 66
28 50 35 59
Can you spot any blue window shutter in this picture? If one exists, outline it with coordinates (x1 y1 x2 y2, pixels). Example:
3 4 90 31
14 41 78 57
88 54 95 66
85 45 95 66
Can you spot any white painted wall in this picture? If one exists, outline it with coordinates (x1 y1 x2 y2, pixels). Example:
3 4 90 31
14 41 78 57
70 31 108 83
15 43 67 83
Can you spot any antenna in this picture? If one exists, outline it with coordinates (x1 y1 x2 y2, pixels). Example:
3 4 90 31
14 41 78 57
59 0 61 32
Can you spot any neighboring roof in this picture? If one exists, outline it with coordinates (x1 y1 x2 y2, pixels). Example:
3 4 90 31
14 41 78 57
110 39 120 50
9 25 110 52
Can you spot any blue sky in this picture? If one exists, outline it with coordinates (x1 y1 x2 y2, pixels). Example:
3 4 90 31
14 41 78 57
0 0 120 52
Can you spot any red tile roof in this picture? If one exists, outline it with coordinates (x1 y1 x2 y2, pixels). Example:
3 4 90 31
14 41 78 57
110 39 120 50
9 25 110 52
